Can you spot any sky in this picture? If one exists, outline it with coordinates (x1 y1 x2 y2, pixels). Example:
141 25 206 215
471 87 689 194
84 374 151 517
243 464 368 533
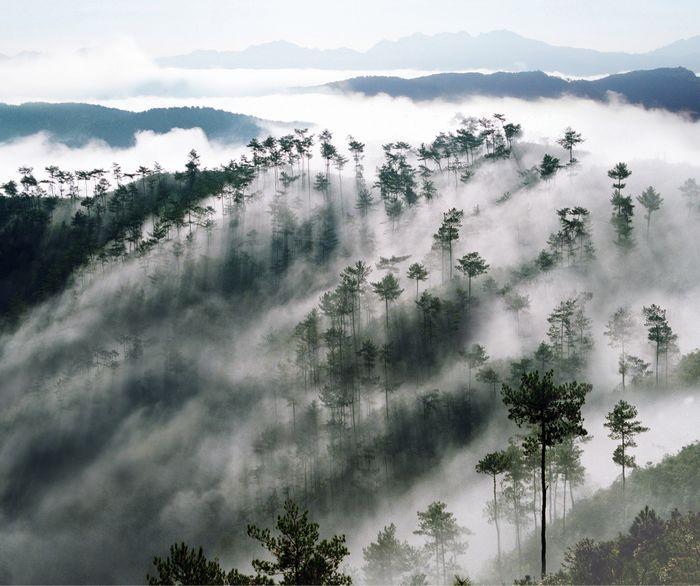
1 0 699 56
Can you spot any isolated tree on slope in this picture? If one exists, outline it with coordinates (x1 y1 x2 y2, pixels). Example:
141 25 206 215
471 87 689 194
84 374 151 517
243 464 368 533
539 154 561 181
636 186 663 237
608 162 635 249
556 127 584 165
642 304 675 389
604 400 649 497
604 307 635 391
406 262 428 299
455 251 489 300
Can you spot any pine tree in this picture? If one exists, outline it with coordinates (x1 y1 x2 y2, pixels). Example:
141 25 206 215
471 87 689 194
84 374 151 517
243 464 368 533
608 162 634 249
476 451 510 577
636 186 663 237
501 370 591 578
455 252 489 300
604 400 649 497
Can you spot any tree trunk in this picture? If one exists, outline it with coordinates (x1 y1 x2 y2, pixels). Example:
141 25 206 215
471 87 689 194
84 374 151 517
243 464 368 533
385 298 390 340
493 474 502 579
655 341 660 389
540 434 547 579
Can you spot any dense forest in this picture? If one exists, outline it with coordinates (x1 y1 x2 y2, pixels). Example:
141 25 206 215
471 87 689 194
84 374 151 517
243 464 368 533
1 112 699 585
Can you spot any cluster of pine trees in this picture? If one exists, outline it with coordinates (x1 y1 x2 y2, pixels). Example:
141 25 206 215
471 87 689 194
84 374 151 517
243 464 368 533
2 109 700 585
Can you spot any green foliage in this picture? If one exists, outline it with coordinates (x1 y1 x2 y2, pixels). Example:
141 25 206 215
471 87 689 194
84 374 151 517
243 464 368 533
147 501 350 585
502 370 591 577
147 544 262 586
362 523 415 585
556 127 584 164
676 349 700 385
636 186 663 235
246 499 351 585
608 162 635 249
414 501 469 586
562 508 700 584
539 155 561 180
604 400 649 490
455 252 489 298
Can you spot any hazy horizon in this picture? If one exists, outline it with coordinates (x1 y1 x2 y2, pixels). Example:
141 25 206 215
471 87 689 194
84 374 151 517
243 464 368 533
1 0 700 56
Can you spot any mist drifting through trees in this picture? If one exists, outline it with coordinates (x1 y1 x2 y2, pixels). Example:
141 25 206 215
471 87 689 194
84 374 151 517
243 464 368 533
0 42 700 585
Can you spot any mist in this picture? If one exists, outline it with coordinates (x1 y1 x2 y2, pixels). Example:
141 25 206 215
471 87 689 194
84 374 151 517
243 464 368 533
1 49 700 584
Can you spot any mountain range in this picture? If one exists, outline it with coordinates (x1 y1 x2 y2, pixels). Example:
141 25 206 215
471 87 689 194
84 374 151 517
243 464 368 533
325 67 700 117
158 30 700 76
0 103 265 147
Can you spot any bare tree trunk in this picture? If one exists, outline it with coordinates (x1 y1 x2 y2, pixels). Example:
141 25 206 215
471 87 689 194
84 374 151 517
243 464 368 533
540 435 547 579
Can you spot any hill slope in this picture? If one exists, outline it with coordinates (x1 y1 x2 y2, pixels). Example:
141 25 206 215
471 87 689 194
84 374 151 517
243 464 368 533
0 103 265 147
490 442 700 582
326 67 700 117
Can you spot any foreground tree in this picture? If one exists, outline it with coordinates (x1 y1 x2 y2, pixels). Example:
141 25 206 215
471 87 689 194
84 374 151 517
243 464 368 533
149 501 352 584
604 400 649 497
147 543 234 585
501 370 591 578
246 499 352 585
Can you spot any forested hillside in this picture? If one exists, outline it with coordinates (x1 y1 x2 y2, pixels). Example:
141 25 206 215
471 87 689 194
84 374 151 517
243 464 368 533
1 114 699 584
0 103 265 147
327 67 700 117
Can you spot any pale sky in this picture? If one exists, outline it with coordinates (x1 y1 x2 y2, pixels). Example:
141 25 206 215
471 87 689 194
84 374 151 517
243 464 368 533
1 0 699 56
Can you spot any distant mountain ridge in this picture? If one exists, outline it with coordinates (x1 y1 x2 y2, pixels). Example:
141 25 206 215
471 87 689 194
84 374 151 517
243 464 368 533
158 30 700 76
0 103 266 147
325 67 700 117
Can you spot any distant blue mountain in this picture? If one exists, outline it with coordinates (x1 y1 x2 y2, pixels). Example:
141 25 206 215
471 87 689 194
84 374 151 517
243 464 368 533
325 67 700 117
0 103 265 147
158 31 700 76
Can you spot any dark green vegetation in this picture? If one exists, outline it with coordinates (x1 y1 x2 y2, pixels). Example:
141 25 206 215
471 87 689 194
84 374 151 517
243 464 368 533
0 153 235 325
1 113 699 584
500 442 700 584
148 500 351 585
0 103 265 147
328 68 700 118
561 507 700 585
